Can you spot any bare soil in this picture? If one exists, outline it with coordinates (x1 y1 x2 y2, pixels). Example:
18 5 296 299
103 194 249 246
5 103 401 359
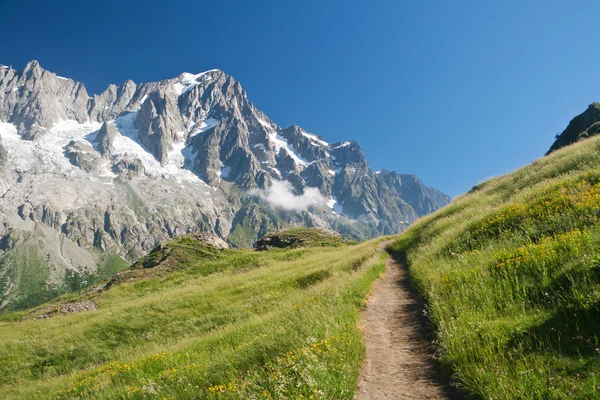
355 242 453 399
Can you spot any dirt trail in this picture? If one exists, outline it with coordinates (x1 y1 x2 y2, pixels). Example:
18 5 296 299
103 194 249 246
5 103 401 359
355 241 452 399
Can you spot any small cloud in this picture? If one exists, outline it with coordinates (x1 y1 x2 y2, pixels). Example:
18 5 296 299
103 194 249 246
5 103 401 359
250 180 327 211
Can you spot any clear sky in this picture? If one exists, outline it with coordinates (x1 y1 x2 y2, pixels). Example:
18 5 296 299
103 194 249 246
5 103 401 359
1 0 600 197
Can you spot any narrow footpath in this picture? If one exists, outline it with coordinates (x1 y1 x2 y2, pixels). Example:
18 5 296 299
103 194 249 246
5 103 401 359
355 242 452 399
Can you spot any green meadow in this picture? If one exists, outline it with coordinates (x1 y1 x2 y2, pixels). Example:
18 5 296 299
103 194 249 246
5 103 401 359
391 135 600 399
0 235 388 399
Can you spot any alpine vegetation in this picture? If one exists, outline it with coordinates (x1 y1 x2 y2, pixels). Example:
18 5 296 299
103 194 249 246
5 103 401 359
391 133 600 399
0 233 388 399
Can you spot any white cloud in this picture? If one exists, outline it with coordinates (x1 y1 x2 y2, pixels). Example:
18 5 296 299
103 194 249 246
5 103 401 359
251 180 327 211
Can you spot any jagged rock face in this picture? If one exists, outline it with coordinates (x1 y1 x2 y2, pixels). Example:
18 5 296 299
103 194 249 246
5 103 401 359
65 140 101 172
95 122 117 156
547 103 600 154
0 61 90 138
0 60 451 311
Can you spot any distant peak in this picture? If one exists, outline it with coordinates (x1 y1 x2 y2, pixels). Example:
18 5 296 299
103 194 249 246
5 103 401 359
172 69 222 96
177 69 222 81
23 60 43 73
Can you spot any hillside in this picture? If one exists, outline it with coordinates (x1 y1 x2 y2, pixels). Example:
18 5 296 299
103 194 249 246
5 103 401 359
0 232 389 399
0 60 449 312
391 133 600 398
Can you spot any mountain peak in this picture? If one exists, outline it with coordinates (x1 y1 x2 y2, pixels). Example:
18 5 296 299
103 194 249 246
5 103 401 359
24 59 42 70
0 60 450 310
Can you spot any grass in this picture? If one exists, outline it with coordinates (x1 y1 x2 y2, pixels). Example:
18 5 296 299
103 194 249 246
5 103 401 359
0 227 130 313
390 134 600 399
0 233 389 399
256 228 355 250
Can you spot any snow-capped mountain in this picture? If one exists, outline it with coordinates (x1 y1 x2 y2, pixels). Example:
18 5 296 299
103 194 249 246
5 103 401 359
0 60 450 310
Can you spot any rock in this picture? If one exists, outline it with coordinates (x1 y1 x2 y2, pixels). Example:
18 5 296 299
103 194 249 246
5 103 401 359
0 60 90 136
59 301 97 314
0 136 7 169
547 102 600 154
112 158 145 175
134 88 185 164
28 301 97 320
89 79 138 121
65 140 101 172
183 232 229 249
94 121 118 156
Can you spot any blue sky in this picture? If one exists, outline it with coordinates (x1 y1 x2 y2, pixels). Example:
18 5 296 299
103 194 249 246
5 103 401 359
1 0 599 197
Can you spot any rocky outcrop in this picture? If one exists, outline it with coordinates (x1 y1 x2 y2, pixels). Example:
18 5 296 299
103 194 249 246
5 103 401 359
89 80 138 122
134 88 186 164
65 140 101 172
94 121 118 156
547 103 600 154
182 232 229 249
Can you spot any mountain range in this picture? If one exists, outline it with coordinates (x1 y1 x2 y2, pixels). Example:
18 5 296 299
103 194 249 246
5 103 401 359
0 60 450 310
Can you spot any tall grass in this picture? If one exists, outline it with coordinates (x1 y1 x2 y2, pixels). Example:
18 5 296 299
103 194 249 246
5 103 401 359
391 135 600 399
0 236 388 399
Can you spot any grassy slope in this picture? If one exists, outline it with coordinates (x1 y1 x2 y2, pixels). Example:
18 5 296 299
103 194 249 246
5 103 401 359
256 228 355 249
0 235 389 399
391 135 600 399
0 238 129 313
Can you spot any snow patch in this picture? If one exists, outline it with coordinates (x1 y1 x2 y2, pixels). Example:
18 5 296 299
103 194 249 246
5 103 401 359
172 70 219 96
333 142 352 148
252 143 266 150
301 131 329 147
257 118 310 167
328 169 336 176
111 113 204 183
220 166 231 179
0 120 101 176
190 118 218 136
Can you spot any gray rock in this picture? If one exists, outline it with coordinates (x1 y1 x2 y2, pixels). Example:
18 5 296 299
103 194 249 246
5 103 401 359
94 121 118 156
65 140 101 172
59 301 97 314
112 158 145 175
0 61 90 137
183 232 229 249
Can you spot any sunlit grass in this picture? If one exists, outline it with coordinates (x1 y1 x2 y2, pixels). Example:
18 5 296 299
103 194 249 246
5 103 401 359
0 236 389 399
391 135 600 399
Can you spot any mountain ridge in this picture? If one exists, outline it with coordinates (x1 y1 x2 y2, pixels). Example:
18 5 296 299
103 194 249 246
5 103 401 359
0 60 450 310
